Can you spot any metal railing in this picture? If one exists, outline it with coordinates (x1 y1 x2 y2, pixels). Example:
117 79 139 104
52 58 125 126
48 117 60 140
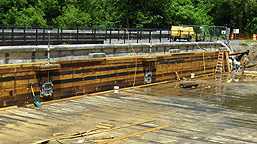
0 24 173 46
0 24 228 46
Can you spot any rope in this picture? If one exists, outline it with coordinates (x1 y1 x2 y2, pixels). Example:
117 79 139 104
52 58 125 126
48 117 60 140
125 28 137 89
192 37 207 77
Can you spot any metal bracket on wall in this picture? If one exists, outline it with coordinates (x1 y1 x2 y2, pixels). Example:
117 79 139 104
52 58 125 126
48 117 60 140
144 69 152 84
40 78 53 98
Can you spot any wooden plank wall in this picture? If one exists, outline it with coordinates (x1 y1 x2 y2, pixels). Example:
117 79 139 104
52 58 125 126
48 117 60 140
0 51 227 108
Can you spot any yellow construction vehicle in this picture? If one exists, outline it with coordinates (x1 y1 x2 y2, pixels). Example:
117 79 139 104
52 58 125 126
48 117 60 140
171 26 194 42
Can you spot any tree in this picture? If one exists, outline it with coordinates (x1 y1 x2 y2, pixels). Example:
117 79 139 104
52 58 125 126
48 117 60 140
53 4 91 26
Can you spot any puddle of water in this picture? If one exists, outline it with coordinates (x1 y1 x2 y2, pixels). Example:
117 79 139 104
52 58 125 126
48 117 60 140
138 74 257 114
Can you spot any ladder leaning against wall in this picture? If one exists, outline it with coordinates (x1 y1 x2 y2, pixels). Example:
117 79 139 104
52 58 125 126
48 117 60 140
215 51 225 104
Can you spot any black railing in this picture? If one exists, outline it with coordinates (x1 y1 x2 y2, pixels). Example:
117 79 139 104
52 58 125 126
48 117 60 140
0 24 173 46
0 24 227 46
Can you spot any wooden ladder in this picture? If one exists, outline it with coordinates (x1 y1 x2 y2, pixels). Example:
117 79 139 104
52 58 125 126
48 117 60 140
215 51 224 74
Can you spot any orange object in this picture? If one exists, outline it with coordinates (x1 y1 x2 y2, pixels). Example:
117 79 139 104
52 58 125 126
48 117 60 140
230 33 234 40
253 34 256 41
243 57 247 64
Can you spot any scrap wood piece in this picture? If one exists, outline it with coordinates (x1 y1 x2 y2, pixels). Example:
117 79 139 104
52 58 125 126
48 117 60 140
96 124 171 144
97 123 115 129
34 120 156 144
33 127 101 144
53 133 65 137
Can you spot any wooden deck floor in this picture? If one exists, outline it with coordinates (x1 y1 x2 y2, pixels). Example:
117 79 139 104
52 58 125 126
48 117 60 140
0 77 257 144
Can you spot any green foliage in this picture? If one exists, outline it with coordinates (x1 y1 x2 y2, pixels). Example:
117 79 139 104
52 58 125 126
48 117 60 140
0 0 256 34
53 5 91 26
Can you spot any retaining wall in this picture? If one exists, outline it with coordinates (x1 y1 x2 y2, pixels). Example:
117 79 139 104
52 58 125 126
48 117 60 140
0 50 229 108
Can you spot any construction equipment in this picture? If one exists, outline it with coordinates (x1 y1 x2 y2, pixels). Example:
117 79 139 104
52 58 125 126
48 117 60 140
171 26 194 42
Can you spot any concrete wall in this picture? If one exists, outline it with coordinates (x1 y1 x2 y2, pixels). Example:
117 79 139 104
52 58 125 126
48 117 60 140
0 42 224 64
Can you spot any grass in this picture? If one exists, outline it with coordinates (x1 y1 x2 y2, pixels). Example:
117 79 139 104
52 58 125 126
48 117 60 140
238 39 257 45
246 39 257 43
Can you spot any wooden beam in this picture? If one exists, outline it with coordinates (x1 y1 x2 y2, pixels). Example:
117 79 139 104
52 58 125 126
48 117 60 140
243 71 257 76
229 50 249 56
96 124 171 144
225 34 233 52
225 51 231 72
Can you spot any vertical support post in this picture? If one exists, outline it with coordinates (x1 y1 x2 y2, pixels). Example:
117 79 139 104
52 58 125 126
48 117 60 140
23 25 26 42
12 27 14 46
137 30 139 43
123 29 126 44
196 32 198 42
159 30 162 43
105 28 107 40
47 31 51 65
203 26 205 42
109 28 112 44
57 27 59 45
149 30 151 43
225 51 231 72
140 29 142 40
77 28 79 43
61 26 63 43
36 26 38 46
179 30 181 42
118 28 120 42
43 26 45 41
168 30 171 43
94 28 96 44
2 25 4 41
149 35 152 58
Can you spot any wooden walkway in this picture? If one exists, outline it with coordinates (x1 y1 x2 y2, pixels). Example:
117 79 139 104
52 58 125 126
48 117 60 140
0 79 257 144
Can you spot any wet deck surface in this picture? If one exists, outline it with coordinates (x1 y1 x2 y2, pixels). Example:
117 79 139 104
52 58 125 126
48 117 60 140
0 74 257 144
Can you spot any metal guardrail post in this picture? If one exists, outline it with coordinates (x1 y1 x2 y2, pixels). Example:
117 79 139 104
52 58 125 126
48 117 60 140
77 28 79 42
36 25 38 46
159 30 162 43
140 29 142 40
23 25 26 42
12 27 14 46
179 30 181 42
43 26 45 41
137 30 139 43
169 30 171 42
109 28 112 44
105 28 107 40
94 28 96 44
124 29 126 44
2 25 4 41
149 30 151 43
196 32 198 42
61 26 63 43
57 27 59 44
118 28 120 42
